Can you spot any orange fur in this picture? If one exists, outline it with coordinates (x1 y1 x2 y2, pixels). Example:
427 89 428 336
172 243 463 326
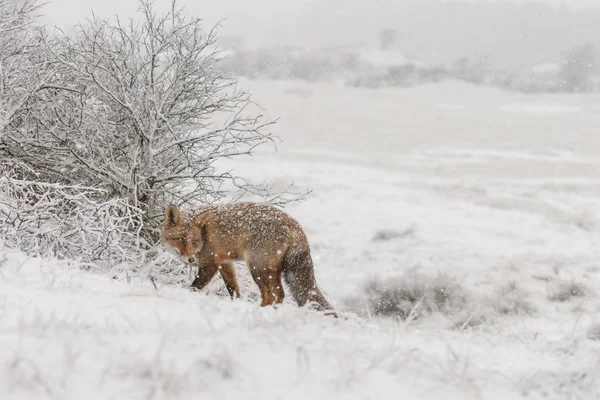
160 202 334 313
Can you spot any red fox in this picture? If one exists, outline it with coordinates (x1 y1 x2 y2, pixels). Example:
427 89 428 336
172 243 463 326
160 202 334 313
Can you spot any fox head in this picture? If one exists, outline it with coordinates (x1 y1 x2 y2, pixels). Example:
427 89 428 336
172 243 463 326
160 204 204 264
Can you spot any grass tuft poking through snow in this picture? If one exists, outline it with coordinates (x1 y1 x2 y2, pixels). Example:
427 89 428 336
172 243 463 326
371 225 416 242
547 281 590 302
345 273 539 330
492 281 536 317
348 272 472 322
588 323 600 341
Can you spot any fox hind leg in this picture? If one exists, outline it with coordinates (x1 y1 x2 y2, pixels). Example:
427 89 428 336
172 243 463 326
270 269 285 305
248 259 285 307
219 263 240 299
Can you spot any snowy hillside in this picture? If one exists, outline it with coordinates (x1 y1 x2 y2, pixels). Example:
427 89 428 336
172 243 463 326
2 79 600 399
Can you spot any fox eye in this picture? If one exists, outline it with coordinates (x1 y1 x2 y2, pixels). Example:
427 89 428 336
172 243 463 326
178 239 185 243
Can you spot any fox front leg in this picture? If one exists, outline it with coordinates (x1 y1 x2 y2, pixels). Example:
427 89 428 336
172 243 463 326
190 262 218 291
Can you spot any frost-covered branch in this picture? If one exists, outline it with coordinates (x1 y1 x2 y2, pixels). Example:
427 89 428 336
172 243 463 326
0 165 143 269
0 0 55 138
0 0 306 244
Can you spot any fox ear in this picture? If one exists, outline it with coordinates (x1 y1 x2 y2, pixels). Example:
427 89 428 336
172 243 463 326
191 215 208 238
165 204 183 227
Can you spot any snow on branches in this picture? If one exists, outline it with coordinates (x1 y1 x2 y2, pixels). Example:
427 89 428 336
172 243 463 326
1 1 301 243
0 165 143 269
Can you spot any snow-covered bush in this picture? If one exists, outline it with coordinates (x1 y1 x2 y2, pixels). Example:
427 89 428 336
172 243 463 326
0 165 142 269
2 0 291 241
0 1 149 271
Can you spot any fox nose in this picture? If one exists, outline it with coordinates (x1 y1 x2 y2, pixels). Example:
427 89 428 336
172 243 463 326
188 257 195 264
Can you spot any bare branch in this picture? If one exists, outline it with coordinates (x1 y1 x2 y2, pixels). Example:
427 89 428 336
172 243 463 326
1 0 305 243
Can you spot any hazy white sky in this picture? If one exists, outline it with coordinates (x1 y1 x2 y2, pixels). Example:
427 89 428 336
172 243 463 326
42 0 310 29
41 0 600 69
41 0 599 31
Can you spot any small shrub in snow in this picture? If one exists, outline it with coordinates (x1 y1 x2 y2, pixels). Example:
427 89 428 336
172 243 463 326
492 281 536 316
358 272 471 320
347 272 540 327
548 281 589 302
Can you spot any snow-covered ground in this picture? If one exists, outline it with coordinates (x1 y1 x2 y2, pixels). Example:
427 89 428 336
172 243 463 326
2 79 600 399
